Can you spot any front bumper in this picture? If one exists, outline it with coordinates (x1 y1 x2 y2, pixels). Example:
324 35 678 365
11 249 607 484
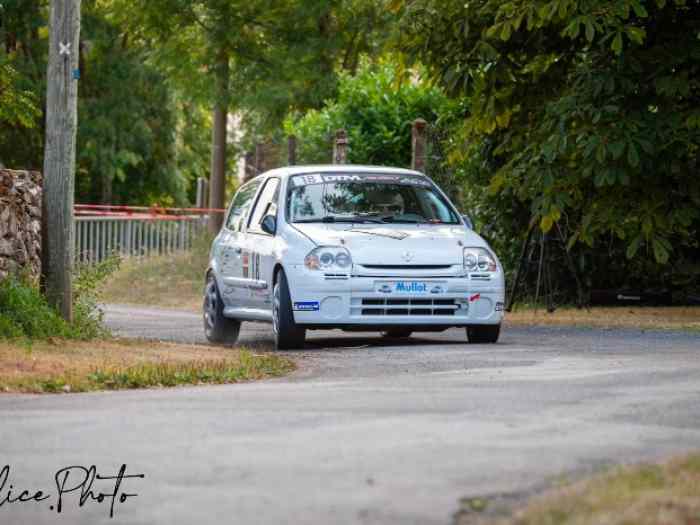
286 265 505 328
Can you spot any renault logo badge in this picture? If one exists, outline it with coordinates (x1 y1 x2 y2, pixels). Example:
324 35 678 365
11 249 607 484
402 251 414 262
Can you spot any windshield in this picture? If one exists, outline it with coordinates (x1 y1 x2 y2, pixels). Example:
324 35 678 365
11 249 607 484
287 173 460 224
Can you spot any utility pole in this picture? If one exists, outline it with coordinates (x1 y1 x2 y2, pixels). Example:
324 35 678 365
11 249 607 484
42 0 81 321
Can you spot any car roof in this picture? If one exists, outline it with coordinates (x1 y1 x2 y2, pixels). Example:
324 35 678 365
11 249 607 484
255 165 425 180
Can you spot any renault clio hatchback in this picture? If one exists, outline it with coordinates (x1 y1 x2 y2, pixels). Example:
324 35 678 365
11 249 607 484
204 166 505 349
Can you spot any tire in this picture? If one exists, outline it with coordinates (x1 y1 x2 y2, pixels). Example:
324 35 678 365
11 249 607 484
273 270 306 350
466 324 501 344
382 328 413 339
203 275 241 344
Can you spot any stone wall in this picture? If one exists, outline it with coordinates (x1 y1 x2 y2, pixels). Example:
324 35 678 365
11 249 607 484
0 169 42 280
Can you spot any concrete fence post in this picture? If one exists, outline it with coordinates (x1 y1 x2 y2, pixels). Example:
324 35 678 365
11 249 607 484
333 129 348 165
196 177 209 208
411 118 428 173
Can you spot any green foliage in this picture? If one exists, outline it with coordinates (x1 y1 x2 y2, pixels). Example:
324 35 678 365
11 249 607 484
285 61 456 167
0 257 119 341
1 1 204 205
235 0 396 132
0 0 46 168
0 60 40 130
75 1 196 205
396 0 700 290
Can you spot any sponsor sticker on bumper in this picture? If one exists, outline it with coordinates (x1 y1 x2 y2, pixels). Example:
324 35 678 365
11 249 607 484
294 301 320 312
376 282 447 294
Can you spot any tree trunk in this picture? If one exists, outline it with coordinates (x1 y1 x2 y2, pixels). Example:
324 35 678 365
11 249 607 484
42 0 81 322
208 50 229 235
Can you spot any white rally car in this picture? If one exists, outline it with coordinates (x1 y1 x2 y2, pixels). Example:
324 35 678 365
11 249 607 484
204 165 505 349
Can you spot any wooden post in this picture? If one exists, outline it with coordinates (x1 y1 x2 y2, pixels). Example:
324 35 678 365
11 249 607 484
208 49 229 235
287 135 297 166
42 0 81 322
411 118 427 173
254 142 266 175
243 151 255 182
333 129 348 164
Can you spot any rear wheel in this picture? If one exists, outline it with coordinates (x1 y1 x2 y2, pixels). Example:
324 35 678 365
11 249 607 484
203 275 241 344
466 324 501 344
273 270 306 350
381 328 413 339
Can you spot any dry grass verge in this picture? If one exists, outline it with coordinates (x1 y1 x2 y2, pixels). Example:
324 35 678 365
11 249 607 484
102 254 205 311
0 338 294 394
455 453 700 525
505 306 700 331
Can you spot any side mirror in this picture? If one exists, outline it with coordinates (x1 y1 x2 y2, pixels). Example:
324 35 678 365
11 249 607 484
462 214 474 230
261 214 277 236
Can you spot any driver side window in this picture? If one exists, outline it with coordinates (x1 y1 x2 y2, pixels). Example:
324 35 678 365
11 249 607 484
248 178 280 235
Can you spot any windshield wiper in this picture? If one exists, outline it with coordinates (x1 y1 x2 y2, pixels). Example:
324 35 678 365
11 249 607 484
294 216 384 224
379 216 428 224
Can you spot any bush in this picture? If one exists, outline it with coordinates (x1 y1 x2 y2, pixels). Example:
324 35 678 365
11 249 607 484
72 256 121 339
0 277 72 340
0 256 120 341
284 61 456 168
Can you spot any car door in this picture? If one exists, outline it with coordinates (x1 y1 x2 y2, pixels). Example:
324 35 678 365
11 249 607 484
216 178 263 308
240 177 280 310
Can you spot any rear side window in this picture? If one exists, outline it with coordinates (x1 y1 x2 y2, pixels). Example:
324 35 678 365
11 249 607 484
226 179 262 232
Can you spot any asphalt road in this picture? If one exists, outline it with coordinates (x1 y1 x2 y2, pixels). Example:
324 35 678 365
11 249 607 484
1 305 699 525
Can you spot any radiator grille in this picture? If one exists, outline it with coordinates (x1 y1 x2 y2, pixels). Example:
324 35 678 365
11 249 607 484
358 298 458 316
360 264 453 270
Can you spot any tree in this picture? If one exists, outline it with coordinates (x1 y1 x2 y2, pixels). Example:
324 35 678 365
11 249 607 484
234 0 396 132
76 0 191 206
110 0 305 231
396 0 700 290
113 0 397 230
0 0 47 169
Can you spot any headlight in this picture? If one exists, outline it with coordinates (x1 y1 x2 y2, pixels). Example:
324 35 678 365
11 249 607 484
305 246 353 271
463 247 497 272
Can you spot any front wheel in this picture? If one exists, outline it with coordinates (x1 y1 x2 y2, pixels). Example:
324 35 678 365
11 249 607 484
466 324 501 344
204 275 241 344
272 270 306 350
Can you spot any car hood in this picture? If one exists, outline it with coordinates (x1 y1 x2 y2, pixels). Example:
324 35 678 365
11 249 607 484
292 223 487 265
